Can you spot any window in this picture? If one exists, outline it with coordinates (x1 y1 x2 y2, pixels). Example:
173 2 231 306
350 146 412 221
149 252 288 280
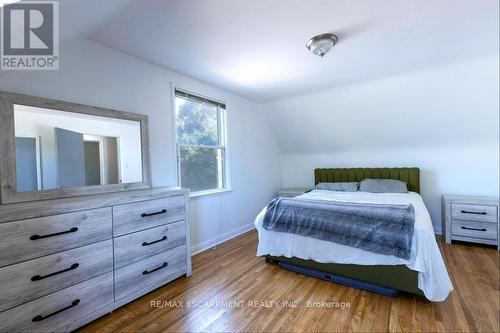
174 89 228 194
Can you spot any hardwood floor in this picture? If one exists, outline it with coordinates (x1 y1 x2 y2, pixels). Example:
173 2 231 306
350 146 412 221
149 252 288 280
79 230 499 332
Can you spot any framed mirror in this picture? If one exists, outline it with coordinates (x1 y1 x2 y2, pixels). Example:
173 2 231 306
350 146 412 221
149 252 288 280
0 91 151 204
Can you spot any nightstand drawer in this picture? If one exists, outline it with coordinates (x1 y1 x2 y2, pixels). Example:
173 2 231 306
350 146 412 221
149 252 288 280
451 203 498 223
452 220 498 240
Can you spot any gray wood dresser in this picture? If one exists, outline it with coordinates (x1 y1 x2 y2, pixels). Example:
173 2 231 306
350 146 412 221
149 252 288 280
442 195 499 249
0 187 191 332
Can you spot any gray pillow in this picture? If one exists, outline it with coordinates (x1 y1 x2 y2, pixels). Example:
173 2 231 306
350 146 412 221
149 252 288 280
315 182 359 192
359 179 408 193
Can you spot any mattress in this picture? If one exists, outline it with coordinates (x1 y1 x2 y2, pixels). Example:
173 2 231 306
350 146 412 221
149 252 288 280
255 190 453 302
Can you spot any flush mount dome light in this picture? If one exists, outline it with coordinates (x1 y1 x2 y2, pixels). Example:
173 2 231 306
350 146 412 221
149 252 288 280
306 33 338 57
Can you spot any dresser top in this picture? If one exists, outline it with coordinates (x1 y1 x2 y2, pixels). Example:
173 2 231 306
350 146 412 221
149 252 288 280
0 187 188 224
442 194 499 205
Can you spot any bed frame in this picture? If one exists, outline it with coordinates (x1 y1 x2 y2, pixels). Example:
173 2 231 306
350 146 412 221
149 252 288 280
265 167 424 296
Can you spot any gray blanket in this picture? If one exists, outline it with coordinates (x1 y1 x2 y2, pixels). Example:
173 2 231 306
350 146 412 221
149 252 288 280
262 197 415 259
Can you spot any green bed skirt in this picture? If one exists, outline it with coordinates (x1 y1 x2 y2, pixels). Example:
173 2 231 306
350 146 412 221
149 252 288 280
266 255 423 296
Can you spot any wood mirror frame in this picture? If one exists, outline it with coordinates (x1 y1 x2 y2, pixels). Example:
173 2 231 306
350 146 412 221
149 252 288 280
0 91 151 204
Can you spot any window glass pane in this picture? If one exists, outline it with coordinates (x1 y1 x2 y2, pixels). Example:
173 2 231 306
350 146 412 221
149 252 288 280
179 146 223 192
176 97 218 146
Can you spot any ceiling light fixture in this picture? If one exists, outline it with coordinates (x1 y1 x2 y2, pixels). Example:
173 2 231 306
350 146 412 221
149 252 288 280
306 33 338 57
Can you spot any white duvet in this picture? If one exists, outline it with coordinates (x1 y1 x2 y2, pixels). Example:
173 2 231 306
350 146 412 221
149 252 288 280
255 190 453 302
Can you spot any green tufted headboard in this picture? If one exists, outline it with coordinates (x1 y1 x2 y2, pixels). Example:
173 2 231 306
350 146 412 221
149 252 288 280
314 167 420 194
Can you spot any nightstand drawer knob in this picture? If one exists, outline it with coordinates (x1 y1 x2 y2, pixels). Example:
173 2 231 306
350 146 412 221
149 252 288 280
461 210 487 215
461 226 487 232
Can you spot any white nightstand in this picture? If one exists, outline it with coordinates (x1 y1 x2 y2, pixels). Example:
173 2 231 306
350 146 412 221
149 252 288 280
442 195 499 249
278 188 310 198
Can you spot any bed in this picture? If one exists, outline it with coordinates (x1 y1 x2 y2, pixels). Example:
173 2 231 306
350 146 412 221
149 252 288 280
255 167 453 302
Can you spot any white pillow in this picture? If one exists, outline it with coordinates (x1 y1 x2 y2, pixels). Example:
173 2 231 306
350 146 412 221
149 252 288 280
359 179 408 193
315 182 359 192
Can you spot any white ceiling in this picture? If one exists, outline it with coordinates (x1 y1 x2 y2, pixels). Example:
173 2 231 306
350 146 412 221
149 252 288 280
7 0 499 102
56 0 137 46
0 0 136 78
88 0 499 102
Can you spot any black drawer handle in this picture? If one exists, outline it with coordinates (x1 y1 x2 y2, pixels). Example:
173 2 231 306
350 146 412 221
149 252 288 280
143 262 168 275
32 299 80 322
141 209 167 218
461 210 487 215
31 263 79 281
461 226 487 232
142 235 168 246
30 227 78 240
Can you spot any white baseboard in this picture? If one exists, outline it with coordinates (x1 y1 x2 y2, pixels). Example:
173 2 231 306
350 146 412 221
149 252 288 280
191 223 255 255
434 225 443 235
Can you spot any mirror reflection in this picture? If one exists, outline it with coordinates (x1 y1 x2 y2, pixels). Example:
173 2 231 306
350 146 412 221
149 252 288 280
14 104 143 192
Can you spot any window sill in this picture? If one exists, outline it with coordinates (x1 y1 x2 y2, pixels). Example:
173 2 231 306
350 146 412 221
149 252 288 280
189 188 233 199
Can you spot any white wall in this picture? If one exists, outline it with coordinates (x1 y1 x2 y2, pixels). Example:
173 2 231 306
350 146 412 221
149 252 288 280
0 38 282 252
263 53 500 233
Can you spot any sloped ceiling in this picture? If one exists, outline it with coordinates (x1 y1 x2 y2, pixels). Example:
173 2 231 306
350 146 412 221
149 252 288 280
262 53 499 153
89 0 499 102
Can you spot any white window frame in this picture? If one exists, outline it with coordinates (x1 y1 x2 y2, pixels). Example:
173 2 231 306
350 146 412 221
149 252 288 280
171 85 231 197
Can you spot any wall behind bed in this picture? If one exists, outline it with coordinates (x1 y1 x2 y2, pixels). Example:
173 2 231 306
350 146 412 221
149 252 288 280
262 53 499 234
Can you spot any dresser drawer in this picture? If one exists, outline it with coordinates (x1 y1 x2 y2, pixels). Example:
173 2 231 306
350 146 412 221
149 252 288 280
0 272 113 332
452 220 498 240
0 240 112 312
113 196 185 236
114 221 186 269
114 245 187 300
0 208 112 268
451 203 498 223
